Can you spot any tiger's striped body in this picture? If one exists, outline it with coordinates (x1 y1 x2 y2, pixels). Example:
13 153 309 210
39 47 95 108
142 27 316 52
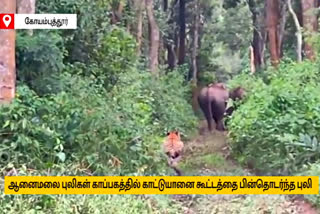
162 131 184 175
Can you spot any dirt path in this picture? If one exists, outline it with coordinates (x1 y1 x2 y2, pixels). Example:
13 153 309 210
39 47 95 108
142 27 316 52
171 120 319 214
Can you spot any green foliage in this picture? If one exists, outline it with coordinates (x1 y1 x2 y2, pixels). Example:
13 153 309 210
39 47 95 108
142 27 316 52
196 194 301 213
197 70 217 86
0 66 197 175
228 60 320 175
35 0 135 91
296 161 320 207
0 193 182 214
94 27 138 88
198 0 252 83
0 85 66 167
37 0 113 63
10 0 201 178
16 32 65 95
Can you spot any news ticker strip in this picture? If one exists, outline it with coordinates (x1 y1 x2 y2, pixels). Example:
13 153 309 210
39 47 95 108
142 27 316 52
0 14 77 29
4 176 319 195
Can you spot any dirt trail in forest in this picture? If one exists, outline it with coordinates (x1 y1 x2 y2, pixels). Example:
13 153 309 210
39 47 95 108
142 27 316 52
171 120 319 214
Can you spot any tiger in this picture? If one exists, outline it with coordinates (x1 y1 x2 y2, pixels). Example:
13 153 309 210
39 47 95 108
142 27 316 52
162 131 184 176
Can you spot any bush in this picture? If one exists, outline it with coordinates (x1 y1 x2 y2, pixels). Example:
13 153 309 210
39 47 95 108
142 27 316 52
0 194 182 214
37 0 113 64
296 161 320 207
228 60 320 175
0 84 66 168
72 27 139 90
197 0 252 83
0 163 184 213
0 67 197 175
16 32 65 95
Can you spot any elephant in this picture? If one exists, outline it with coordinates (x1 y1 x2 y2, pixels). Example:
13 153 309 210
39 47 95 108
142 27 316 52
198 83 245 132
225 87 246 116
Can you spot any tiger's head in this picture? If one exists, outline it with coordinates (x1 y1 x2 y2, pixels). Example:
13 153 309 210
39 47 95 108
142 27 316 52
166 131 181 140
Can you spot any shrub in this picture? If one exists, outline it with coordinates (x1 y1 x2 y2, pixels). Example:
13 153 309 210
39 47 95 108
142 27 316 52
16 32 65 95
0 194 182 214
296 161 320 207
0 67 197 175
0 84 65 168
227 60 320 175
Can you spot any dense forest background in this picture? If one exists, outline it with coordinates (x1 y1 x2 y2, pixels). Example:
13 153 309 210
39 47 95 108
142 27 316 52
1 0 320 213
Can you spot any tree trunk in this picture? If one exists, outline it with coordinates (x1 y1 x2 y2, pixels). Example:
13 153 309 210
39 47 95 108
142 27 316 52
249 45 256 74
133 0 144 56
191 0 199 84
111 1 124 24
163 0 168 10
0 0 16 104
288 0 302 62
261 0 268 68
165 0 178 69
278 0 287 58
178 0 186 65
17 0 35 14
301 0 318 61
175 33 180 59
17 0 35 36
145 0 160 75
159 34 165 65
248 0 267 69
266 0 280 67
251 29 267 69
251 28 261 68
167 45 177 69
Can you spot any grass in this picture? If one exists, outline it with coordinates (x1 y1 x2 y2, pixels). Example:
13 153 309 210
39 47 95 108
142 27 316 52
1 120 318 213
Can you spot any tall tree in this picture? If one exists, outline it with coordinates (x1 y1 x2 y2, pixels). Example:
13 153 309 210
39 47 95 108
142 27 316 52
133 0 144 56
0 0 16 103
191 0 200 84
249 45 256 73
266 0 280 67
111 0 124 24
145 0 160 74
163 0 168 10
301 0 318 60
166 0 178 69
278 0 287 58
17 0 36 35
17 0 35 13
288 0 302 62
248 0 267 69
178 0 186 65
190 0 200 113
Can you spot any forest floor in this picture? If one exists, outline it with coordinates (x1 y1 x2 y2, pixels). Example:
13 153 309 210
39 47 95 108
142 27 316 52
169 120 319 214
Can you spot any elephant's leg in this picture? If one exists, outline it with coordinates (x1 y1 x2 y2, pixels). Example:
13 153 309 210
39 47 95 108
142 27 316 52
199 100 213 131
212 101 227 131
204 107 214 132
213 115 225 131
216 120 226 131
